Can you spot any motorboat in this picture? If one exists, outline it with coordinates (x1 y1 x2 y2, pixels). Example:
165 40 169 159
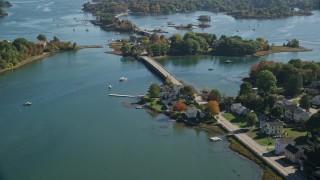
108 85 112 90
23 101 32 106
208 67 214 71
135 106 142 109
86 28 89 32
225 60 233 64
119 77 128 81
209 137 222 141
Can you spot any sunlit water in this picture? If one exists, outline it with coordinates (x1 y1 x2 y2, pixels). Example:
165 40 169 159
1 1 318 179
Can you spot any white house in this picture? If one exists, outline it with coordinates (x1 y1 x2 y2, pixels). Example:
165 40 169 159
264 121 283 135
275 137 294 155
311 95 320 106
277 100 311 122
230 103 249 115
292 107 311 122
185 106 198 119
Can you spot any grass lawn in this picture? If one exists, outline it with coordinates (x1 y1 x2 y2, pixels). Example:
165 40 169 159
247 129 275 147
149 98 164 111
284 127 307 145
222 113 248 128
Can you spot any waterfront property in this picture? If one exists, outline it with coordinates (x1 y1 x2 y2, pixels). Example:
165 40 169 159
275 137 294 155
230 103 250 115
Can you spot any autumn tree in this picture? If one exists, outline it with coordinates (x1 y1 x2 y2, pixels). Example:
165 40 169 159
207 100 220 116
173 102 187 112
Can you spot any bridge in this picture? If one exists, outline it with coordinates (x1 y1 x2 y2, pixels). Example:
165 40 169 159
140 56 182 86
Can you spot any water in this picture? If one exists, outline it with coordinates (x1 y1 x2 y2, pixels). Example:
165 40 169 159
1 0 318 179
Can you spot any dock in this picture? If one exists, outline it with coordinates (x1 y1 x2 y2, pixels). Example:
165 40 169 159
109 94 135 98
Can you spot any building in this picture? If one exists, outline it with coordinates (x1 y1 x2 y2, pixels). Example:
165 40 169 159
264 121 283 135
277 100 311 122
34 41 47 47
285 144 303 163
311 95 320 106
230 103 249 115
185 106 198 119
275 137 294 155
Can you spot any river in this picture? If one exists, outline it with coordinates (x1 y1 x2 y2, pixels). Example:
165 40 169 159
0 0 318 179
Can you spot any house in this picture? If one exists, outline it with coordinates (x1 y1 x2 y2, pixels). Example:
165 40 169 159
264 121 283 135
310 80 320 88
311 95 320 106
285 144 303 163
34 41 47 47
275 137 294 155
305 88 319 95
277 100 311 122
257 112 269 129
230 103 249 115
185 106 198 119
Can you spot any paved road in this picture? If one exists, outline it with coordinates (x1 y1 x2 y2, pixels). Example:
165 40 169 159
218 113 306 180
141 56 182 86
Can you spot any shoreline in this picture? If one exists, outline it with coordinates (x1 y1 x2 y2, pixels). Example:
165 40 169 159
254 46 312 57
0 45 103 74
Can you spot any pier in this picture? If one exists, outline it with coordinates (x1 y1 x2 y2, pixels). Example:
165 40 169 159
109 94 135 98
139 56 182 86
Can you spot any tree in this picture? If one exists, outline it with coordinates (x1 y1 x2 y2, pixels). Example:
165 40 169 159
179 86 195 104
53 36 60 42
238 82 253 96
148 83 161 98
256 70 277 94
305 111 320 134
285 74 303 97
207 101 220 115
37 34 47 41
173 102 187 112
288 58 303 69
120 42 131 56
286 39 299 48
208 89 222 102
300 94 311 112
270 105 283 119
246 112 258 127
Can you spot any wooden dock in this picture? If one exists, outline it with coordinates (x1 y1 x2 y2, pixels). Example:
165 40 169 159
109 94 135 98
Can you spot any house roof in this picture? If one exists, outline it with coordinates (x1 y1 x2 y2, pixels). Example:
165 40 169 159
277 137 294 145
186 106 198 113
268 121 283 127
285 144 300 154
312 95 320 101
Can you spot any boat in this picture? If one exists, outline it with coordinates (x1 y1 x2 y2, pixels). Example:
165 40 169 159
86 28 89 32
23 101 32 106
225 60 233 64
108 85 112 90
208 67 214 71
119 77 127 81
135 106 142 109
209 137 222 141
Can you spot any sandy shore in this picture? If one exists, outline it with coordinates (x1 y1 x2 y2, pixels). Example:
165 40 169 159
254 46 312 57
0 45 103 74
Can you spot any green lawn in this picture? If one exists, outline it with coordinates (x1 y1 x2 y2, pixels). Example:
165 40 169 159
284 127 307 145
247 129 275 147
222 113 248 128
149 98 165 111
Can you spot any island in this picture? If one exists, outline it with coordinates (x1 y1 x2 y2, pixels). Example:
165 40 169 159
0 34 102 73
83 0 319 20
0 0 11 17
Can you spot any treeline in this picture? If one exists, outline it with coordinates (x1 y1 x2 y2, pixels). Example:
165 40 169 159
121 32 270 57
249 59 320 97
0 34 77 70
0 0 11 17
83 0 319 19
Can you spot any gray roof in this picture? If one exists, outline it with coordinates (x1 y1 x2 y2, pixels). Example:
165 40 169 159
268 121 283 127
285 144 300 154
277 137 294 145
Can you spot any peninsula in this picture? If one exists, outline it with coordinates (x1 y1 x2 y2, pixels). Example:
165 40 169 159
0 34 102 74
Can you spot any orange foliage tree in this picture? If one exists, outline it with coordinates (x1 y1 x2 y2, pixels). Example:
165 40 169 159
173 102 187 112
207 101 220 115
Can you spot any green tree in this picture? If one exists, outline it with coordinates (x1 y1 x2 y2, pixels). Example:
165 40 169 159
148 83 161 98
120 42 131 56
288 58 303 69
256 70 277 94
270 105 283 119
285 74 303 97
299 94 311 112
53 36 60 42
246 112 258 127
208 89 222 102
238 82 253 96
37 34 47 41
179 85 195 104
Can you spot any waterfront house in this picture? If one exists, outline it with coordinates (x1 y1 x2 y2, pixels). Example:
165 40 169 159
311 95 320 106
263 121 283 136
34 41 47 48
230 103 249 115
284 144 303 163
185 106 199 119
275 137 294 155
276 100 311 122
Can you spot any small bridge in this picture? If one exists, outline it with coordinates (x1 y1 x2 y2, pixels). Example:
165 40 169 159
135 28 153 38
140 56 182 86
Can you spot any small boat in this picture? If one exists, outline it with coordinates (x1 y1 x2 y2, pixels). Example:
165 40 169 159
108 85 112 90
253 28 256 31
135 106 142 109
86 28 89 32
119 77 127 81
225 60 233 64
209 137 222 141
208 67 214 71
23 101 32 106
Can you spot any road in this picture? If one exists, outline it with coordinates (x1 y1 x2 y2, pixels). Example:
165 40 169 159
218 113 306 180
